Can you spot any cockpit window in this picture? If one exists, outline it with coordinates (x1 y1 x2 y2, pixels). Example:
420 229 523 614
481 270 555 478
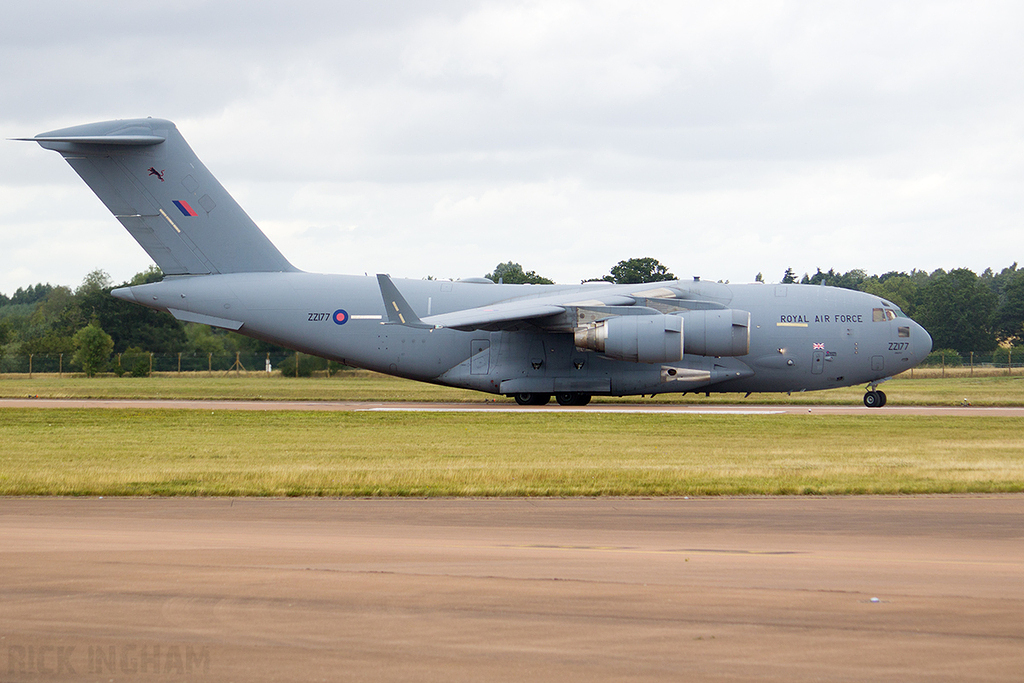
873 307 899 322
876 301 909 319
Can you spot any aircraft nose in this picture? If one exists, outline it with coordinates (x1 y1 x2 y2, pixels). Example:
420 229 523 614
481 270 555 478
917 321 932 356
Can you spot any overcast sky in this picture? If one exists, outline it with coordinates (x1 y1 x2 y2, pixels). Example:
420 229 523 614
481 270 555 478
3 0 1023 294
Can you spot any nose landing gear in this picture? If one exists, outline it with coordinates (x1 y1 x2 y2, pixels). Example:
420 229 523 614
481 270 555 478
863 390 886 407
863 381 888 408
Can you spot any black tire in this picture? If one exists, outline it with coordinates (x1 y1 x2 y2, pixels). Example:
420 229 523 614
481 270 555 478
877 390 887 407
863 391 881 408
555 393 576 406
575 393 592 406
514 393 550 406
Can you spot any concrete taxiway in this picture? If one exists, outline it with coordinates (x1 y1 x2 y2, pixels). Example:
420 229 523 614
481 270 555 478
1 496 1022 682
2 397 1023 415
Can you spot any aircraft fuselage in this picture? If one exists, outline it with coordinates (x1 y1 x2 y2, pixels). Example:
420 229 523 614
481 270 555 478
113 272 932 398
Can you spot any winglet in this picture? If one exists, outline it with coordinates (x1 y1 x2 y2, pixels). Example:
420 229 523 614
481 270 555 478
376 274 428 327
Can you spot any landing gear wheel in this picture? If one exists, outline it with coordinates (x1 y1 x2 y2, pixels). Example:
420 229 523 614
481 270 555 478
514 393 551 406
863 391 882 408
555 393 592 406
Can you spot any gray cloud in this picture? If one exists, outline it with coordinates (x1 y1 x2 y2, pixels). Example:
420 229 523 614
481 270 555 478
3 1 1024 293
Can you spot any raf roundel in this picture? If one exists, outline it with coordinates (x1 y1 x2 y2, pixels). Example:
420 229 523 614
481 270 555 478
333 309 349 325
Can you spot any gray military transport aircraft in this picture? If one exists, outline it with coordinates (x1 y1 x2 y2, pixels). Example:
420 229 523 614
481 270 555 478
20 118 932 407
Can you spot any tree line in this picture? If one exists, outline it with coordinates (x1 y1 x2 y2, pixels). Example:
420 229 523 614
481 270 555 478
492 258 1024 356
2 259 1021 375
0 267 285 376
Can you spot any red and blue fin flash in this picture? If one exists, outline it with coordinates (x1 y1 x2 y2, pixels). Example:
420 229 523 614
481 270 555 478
172 200 198 217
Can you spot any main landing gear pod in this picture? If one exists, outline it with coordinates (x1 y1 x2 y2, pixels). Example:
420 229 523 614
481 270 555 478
512 393 592 406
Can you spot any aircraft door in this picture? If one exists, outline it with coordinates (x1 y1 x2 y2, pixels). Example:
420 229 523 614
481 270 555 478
470 340 490 375
811 350 824 374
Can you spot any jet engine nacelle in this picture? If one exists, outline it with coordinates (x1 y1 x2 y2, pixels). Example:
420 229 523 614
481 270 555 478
574 309 750 362
574 314 684 363
678 309 750 357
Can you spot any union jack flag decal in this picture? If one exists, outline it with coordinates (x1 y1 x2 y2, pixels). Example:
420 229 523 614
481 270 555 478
813 343 825 350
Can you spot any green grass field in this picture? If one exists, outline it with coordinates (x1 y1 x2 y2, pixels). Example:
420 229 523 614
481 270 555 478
3 371 1024 405
3 373 1022 497
1 409 1022 496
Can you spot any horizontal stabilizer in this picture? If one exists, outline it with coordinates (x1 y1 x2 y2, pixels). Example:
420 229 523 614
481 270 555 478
13 135 165 146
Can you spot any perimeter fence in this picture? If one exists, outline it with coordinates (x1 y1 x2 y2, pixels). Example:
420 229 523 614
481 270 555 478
0 352 340 377
915 349 1023 375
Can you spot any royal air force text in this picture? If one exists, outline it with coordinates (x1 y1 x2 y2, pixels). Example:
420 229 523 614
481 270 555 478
779 314 865 324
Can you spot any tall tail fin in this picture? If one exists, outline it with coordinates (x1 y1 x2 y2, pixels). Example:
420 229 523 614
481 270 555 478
23 118 297 275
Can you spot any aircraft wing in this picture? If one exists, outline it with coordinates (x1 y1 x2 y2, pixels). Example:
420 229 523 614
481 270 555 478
375 275 726 332
421 302 568 330
420 289 654 331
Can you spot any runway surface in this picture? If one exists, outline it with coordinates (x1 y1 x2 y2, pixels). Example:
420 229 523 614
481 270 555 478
2 496 1022 682
3 397 1023 415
